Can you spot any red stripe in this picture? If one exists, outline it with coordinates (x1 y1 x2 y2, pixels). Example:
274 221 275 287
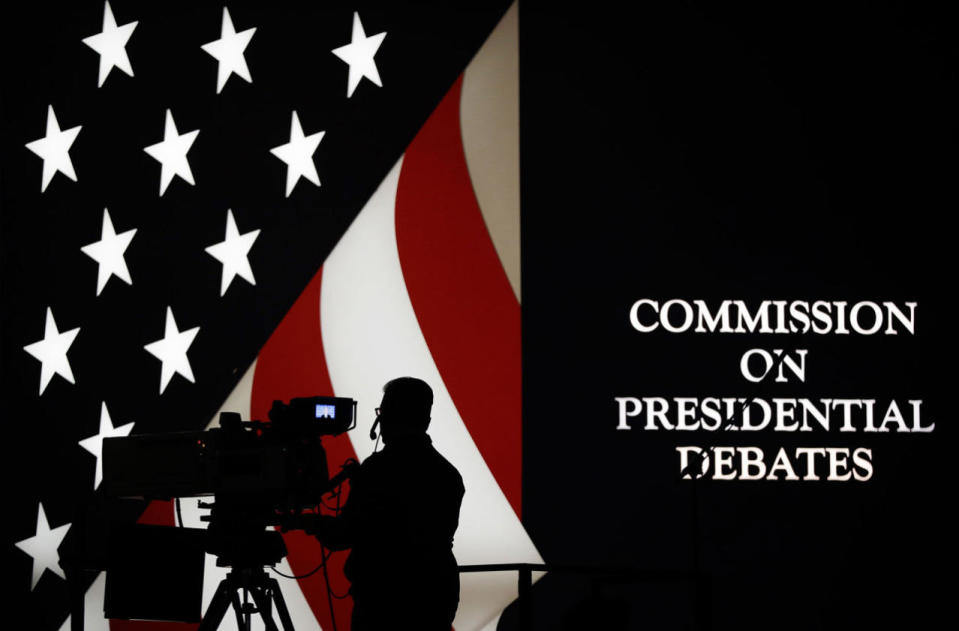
395 76 522 516
252 268 357 630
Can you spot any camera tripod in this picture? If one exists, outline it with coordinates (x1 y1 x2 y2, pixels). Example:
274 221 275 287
198 566 295 631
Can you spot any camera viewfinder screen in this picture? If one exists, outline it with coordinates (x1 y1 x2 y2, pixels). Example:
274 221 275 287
315 404 336 419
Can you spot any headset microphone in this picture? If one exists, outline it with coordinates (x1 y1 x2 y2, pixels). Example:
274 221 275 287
369 418 380 440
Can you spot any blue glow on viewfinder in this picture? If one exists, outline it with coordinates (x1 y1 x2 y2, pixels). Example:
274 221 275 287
315 404 336 419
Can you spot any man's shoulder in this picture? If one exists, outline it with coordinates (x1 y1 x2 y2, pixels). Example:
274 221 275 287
357 449 388 474
359 439 464 492
427 446 465 493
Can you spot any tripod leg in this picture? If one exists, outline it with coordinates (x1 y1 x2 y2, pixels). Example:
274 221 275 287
230 589 246 631
249 584 281 631
198 581 233 631
261 584 273 622
268 577 297 631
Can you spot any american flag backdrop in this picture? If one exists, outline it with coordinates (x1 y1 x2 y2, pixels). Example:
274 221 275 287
1 1 540 629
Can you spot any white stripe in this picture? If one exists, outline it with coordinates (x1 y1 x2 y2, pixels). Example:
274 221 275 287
479 613 504 631
461 0 521 301
320 157 542 630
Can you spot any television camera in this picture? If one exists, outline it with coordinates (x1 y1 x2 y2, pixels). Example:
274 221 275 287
74 396 360 631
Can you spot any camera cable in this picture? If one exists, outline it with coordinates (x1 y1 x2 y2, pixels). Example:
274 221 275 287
269 560 325 580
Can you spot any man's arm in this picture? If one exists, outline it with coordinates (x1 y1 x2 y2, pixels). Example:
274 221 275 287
306 466 363 551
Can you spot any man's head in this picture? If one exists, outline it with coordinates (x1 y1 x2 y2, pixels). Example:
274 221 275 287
377 377 433 442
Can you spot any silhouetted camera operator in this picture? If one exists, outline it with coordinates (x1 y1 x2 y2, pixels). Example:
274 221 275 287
310 377 464 630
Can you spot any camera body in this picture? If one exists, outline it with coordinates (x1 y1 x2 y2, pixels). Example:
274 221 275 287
102 396 357 565
103 396 355 501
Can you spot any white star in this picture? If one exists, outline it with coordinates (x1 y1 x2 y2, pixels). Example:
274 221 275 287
331 12 387 98
23 308 80 395
81 1 138 87
205 209 260 296
24 105 82 193
80 209 136 296
144 307 200 394
143 109 199 196
200 7 256 94
78 402 135 489
269 111 325 197
15 503 71 590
